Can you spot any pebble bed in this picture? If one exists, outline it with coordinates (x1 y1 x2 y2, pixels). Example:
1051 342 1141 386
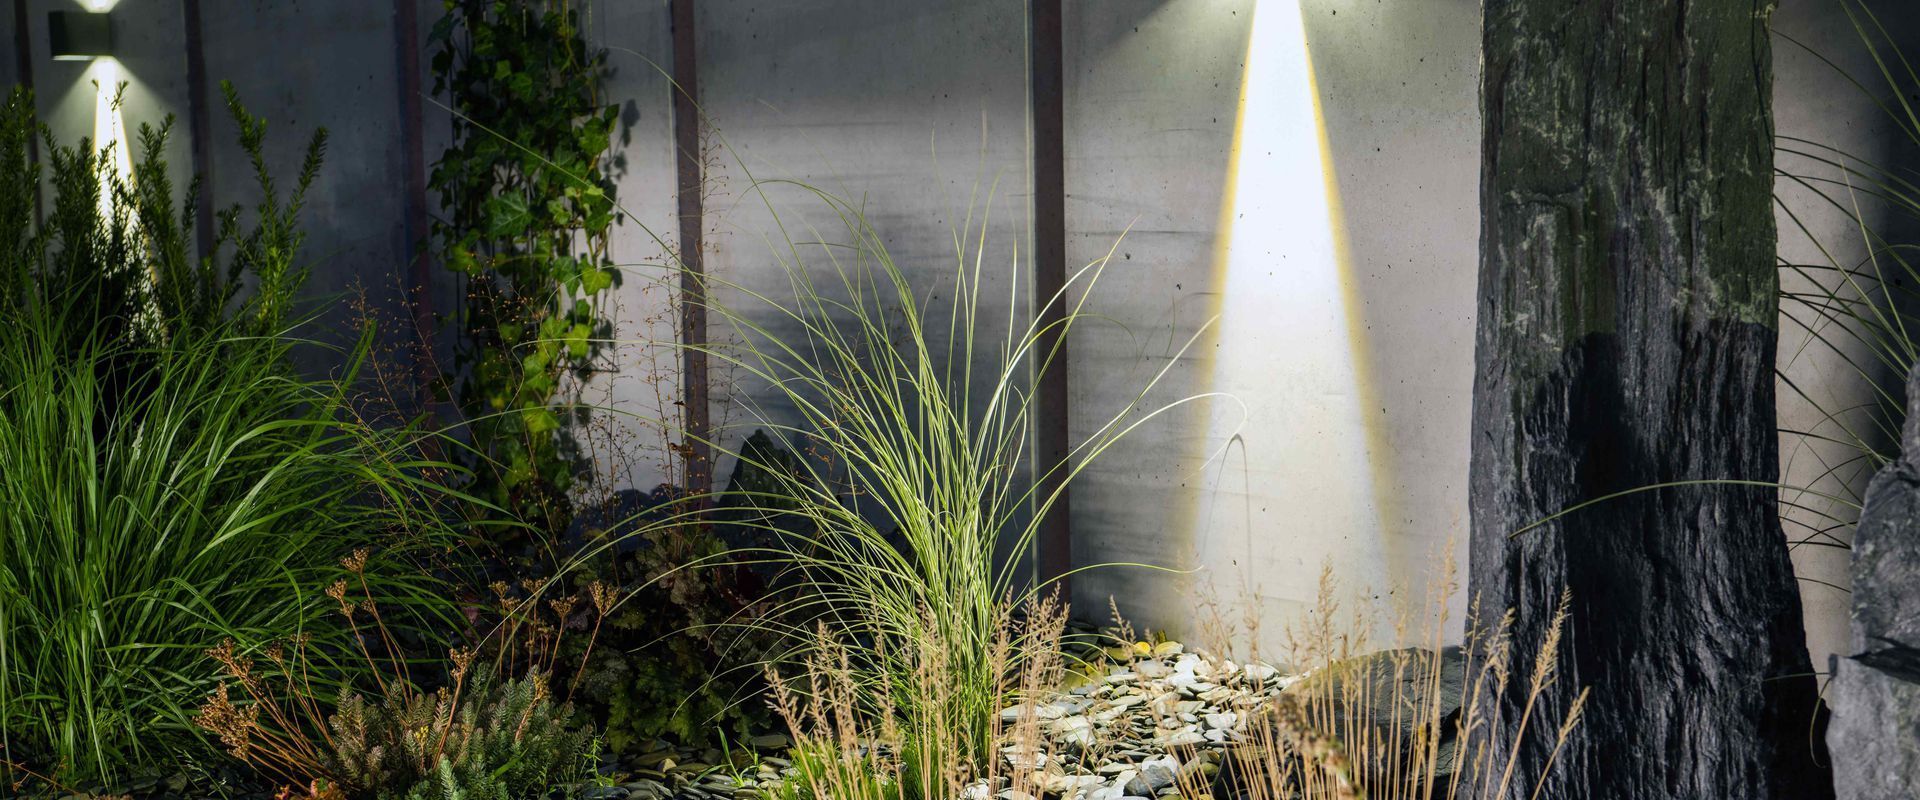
590 639 1300 800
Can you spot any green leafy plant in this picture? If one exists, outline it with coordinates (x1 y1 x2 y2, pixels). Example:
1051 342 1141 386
1 86 142 345
0 83 453 786
460 509 778 754
335 667 595 800
0 316 460 784
429 0 623 537
0 83 324 347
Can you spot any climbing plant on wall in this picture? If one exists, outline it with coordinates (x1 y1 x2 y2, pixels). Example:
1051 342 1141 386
429 0 621 537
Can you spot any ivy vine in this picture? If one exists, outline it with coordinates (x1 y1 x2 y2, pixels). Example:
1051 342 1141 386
429 0 621 536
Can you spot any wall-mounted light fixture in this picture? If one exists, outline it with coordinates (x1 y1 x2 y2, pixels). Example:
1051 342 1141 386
49 10 113 61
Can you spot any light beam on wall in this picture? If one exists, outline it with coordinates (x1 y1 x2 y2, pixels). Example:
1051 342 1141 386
1188 0 1389 605
89 59 133 220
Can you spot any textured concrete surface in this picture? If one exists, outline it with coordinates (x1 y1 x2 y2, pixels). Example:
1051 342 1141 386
689 0 1032 518
1773 0 1920 675
1063 0 1481 652
23 0 193 205
573 3 682 496
196 0 419 363
1 5 19 90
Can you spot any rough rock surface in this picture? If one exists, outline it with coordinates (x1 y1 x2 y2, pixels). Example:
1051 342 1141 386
1288 646 1465 783
1829 365 1920 799
1471 1 1829 797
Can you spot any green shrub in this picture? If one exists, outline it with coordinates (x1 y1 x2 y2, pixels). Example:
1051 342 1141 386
0 83 324 346
0 315 461 782
330 667 596 800
0 83 453 784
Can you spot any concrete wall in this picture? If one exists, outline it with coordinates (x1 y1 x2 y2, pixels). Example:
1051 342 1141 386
5 0 1907 669
22 0 193 214
2 4 21 92
573 3 683 497
1064 0 1482 653
690 0 1033 513
195 0 426 362
1774 0 1920 672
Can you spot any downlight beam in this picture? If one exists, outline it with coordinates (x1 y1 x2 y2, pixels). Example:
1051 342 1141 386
1186 0 1392 611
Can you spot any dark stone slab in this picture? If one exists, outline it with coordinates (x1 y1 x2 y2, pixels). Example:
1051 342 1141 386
1471 1 1829 797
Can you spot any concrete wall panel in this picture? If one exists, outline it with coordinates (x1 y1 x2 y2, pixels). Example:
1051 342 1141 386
691 0 1032 500
1064 0 1480 652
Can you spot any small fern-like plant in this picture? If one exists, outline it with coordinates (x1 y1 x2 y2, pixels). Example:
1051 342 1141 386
389 668 594 800
199 578 598 799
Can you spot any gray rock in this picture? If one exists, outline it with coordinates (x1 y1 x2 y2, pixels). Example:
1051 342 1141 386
583 787 631 800
748 733 792 750
1831 365 1920 799
1281 646 1464 783
1121 764 1173 797
1472 4 1832 795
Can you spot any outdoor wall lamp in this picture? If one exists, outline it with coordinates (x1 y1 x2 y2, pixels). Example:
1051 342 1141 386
49 10 114 61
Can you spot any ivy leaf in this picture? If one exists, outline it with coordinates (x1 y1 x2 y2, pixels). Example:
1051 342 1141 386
566 323 592 359
503 449 533 487
585 207 613 235
580 265 613 295
486 194 530 238
523 406 559 435
521 371 555 399
580 124 609 158
449 244 478 274
498 322 523 343
551 255 579 285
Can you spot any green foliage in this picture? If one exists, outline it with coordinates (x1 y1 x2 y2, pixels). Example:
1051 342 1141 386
0 316 461 784
326 668 595 800
575 607 767 753
0 83 325 345
0 83 452 786
678 184 1207 770
429 0 622 536
1 86 141 342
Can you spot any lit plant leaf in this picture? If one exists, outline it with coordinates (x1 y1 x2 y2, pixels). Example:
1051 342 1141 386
580 265 613 295
566 323 591 359
486 194 530 238
523 406 559 435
